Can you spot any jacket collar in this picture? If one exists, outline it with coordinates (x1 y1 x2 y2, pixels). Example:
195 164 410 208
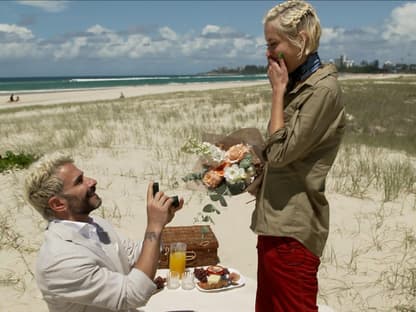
46 219 121 272
289 64 338 95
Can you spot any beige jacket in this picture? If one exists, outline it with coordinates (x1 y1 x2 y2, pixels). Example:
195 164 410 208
36 216 156 312
251 64 345 257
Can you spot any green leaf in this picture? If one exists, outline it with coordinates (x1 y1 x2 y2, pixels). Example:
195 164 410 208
239 155 252 169
202 204 216 213
219 196 228 207
214 183 227 195
209 194 221 201
201 215 215 224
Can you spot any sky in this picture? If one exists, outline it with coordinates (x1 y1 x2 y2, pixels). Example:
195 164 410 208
0 0 415 77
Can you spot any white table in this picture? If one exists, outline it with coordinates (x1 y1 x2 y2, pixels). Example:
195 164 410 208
138 268 256 312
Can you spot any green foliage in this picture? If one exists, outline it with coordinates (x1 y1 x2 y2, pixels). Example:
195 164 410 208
342 78 416 155
0 151 39 173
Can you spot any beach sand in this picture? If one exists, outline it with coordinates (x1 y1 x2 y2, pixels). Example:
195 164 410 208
0 80 268 110
0 75 415 311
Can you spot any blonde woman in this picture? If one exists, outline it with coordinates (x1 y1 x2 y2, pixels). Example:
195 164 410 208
251 1 345 311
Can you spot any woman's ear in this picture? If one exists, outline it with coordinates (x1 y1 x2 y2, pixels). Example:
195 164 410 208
298 30 309 56
48 195 66 213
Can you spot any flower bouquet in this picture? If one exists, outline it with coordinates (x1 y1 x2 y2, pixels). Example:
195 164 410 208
182 128 265 222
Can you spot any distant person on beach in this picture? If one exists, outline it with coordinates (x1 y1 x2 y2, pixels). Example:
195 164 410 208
8 94 20 102
251 1 345 311
24 153 184 312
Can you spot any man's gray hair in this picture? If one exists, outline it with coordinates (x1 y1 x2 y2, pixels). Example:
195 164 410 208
24 152 74 220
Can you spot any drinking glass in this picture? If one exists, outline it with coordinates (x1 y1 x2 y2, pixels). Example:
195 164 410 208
169 242 187 278
181 270 195 290
166 271 180 289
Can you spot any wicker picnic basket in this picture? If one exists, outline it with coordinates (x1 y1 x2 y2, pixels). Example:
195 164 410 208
158 225 220 269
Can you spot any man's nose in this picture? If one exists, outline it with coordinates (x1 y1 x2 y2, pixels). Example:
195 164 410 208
86 177 97 187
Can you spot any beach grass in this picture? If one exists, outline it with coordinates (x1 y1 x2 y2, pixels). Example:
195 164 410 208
0 76 415 311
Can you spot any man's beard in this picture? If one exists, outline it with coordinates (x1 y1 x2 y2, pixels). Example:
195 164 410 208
62 191 102 217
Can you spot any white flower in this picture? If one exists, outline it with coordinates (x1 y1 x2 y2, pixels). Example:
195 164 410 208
224 164 247 184
199 142 225 166
206 143 226 163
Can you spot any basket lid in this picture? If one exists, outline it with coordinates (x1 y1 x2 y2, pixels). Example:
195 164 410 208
161 225 219 249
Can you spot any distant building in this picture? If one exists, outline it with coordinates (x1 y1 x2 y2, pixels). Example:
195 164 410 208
334 54 354 68
383 60 394 72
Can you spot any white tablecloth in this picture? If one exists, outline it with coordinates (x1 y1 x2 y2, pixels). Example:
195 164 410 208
138 268 256 312
138 268 335 312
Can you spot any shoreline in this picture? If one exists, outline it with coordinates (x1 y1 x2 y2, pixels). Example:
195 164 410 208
0 80 268 110
1 72 415 111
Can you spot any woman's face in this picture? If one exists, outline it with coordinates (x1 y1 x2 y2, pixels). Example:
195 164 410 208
264 22 305 73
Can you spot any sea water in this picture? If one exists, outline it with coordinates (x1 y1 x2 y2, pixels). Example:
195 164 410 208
0 74 267 95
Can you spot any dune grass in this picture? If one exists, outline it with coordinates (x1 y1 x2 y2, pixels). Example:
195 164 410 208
0 76 415 311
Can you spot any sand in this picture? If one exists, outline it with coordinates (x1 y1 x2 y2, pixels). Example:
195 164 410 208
0 75 415 312
0 80 268 110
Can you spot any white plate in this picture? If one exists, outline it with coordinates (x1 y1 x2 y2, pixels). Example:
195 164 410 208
195 268 246 292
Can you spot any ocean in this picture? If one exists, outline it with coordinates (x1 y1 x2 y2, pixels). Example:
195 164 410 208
0 74 267 95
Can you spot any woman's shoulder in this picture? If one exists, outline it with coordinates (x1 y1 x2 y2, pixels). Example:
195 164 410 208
315 65 339 87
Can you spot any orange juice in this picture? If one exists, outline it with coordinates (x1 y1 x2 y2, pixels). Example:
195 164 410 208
169 251 186 277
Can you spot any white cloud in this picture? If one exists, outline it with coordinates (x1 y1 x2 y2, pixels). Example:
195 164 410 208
383 2 416 41
53 37 87 59
321 27 344 44
202 25 221 36
0 42 38 58
317 2 416 64
87 24 112 35
17 1 68 13
159 27 177 41
0 24 34 40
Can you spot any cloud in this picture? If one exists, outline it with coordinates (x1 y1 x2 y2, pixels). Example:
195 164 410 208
318 2 416 64
87 25 112 35
53 37 87 59
0 23 34 40
383 2 416 41
17 1 68 12
321 27 345 44
201 24 245 40
0 24 42 59
159 27 177 41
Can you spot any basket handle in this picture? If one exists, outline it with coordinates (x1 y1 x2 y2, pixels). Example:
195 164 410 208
199 240 210 247
162 246 169 256
186 251 196 261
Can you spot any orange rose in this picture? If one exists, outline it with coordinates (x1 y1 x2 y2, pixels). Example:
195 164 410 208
212 161 231 176
202 170 224 189
225 144 250 163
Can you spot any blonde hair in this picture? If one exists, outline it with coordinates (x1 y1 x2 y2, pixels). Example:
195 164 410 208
24 153 74 220
264 0 321 58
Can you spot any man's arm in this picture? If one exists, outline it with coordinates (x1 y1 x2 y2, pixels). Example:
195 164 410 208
133 182 184 280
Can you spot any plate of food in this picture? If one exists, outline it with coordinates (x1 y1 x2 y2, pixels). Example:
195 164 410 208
194 265 246 292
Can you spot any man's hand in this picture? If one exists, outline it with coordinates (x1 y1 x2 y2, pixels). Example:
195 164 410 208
146 182 184 231
134 182 184 280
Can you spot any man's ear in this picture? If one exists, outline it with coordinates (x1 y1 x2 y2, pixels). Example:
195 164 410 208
48 195 66 213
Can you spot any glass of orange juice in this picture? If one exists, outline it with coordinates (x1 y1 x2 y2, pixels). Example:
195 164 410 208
169 242 187 278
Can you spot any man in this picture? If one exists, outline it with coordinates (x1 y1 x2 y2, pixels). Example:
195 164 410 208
24 153 183 312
